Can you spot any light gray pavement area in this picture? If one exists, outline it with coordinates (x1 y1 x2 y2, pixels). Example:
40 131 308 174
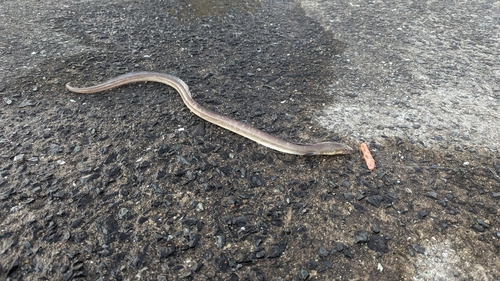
300 0 500 154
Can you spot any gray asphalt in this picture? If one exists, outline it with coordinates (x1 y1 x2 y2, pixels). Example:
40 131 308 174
0 1 498 279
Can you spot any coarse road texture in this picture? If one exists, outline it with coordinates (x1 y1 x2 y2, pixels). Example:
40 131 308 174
0 0 499 280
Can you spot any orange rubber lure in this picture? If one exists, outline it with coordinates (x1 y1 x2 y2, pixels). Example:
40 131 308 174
360 143 375 171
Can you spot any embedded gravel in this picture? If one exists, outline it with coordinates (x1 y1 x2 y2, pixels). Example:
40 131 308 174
0 0 499 280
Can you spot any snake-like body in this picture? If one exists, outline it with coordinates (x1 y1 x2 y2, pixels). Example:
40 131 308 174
66 72 352 155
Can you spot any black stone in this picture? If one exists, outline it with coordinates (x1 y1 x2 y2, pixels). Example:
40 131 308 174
214 253 229 273
340 181 351 188
71 232 88 243
343 248 354 258
471 224 485 232
367 195 384 207
352 202 366 212
188 233 201 248
267 242 287 258
103 166 121 177
233 216 248 227
411 244 425 254
318 246 329 257
424 191 438 199
476 219 489 228
7 258 19 276
50 144 63 154
354 230 369 243
367 235 389 253
103 152 117 164
252 268 265 281
306 260 318 270
322 260 332 268
71 218 84 228
250 176 262 187
417 210 429 219
158 244 176 259
229 273 239 281
343 193 355 201
63 269 73 281
138 160 150 169
96 215 118 236
182 218 198 226
336 242 344 252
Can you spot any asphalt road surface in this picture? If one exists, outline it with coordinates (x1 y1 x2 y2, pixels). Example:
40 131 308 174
0 0 499 280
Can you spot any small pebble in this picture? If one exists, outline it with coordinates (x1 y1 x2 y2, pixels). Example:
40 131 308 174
13 154 25 163
424 191 438 199
196 202 204 212
336 242 344 252
343 193 355 201
318 247 329 257
354 230 368 243
471 224 485 232
305 260 318 270
411 244 425 254
417 210 429 219
476 219 489 228
216 236 225 249
322 260 332 268
340 181 351 188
